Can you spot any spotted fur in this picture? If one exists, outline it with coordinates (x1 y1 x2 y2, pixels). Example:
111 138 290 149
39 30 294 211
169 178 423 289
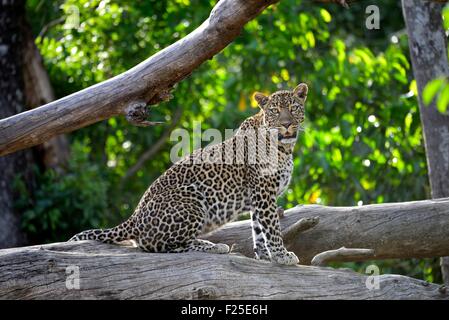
69 83 308 265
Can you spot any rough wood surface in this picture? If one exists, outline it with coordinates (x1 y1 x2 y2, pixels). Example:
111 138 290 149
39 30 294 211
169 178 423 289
0 241 447 300
0 0 278 156
1 198 449 299
205 198 449 264
402 0 449 286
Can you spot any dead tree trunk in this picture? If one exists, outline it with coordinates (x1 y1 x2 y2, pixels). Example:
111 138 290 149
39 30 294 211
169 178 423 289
0 0 35 248
402 0 449 286
0 241 447 300
0 198 448 299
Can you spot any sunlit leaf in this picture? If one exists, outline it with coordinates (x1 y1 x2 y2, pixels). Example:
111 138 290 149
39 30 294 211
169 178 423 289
422 78 444 106
437 84 449 113
320 8 332 23
409 79 418 97
443 4 449 30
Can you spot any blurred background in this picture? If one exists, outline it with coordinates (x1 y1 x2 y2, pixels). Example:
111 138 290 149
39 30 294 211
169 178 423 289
4 0 445 282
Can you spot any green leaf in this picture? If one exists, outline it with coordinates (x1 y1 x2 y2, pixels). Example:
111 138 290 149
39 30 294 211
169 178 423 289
409 80 418 97
437 84 449 113
320 8 332 23
305 31 316 48
443 4 449 30
422 78 444 106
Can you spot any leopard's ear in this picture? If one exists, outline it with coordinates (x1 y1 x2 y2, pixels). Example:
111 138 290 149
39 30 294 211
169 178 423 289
293 83 308 99
253 92 269 109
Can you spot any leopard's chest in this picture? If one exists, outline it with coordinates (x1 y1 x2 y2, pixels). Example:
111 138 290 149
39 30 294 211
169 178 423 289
277 156 294 196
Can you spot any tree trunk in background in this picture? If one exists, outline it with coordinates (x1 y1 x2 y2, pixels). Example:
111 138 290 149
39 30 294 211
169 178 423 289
0 0 35 248
22 18 70 173
402 0 449 286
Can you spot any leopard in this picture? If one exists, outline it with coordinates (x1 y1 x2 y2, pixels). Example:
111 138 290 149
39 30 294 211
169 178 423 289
69 83 308 265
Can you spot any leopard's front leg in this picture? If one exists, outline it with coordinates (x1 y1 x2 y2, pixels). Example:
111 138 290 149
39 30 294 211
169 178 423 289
250 214 271 261
250 181 299 266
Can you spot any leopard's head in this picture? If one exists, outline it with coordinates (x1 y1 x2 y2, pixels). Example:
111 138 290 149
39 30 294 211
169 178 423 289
254 83 308 144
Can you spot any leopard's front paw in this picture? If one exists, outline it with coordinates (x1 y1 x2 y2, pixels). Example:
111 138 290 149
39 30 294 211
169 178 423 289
272 251 299 266
212 243 230 254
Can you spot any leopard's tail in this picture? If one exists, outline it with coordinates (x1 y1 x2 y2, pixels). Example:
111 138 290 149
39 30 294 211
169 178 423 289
68 218 136 244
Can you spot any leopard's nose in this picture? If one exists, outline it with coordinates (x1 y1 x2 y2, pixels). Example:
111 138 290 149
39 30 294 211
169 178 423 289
281 121 292 130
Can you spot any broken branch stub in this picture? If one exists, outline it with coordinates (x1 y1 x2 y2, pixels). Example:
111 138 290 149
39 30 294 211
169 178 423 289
311 247 376 266
125 101 164 127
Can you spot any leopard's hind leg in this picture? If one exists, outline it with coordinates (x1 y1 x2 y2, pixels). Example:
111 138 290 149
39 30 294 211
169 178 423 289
136 187 229 254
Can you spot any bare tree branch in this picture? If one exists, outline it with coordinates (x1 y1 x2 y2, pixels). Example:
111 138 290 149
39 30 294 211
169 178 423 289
0 0 279 156
36 16 65 43
311 247 375 266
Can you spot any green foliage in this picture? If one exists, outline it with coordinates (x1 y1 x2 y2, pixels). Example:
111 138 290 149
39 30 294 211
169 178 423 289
443 3 449 31
15 141 110 243
23 1 441 282
423 77 449 114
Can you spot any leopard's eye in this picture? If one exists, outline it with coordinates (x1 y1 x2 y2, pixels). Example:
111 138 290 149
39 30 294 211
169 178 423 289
269 108 279 115
291 104 300 111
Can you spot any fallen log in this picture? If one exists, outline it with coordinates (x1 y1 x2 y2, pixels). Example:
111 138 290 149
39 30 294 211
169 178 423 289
0 241 447 300
205 197 449 264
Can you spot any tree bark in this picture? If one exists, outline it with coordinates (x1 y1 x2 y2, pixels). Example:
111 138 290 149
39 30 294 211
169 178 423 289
1 198 448 299
402 0 449 286
204 198 449 265
0 0 35 248
0 0 280 156
0 241 447 300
